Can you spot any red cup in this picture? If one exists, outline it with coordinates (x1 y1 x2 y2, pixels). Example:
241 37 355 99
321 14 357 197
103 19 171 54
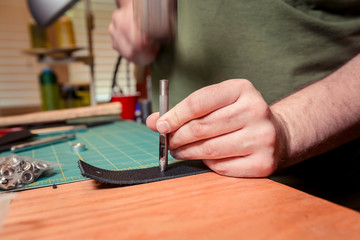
111 94 138 120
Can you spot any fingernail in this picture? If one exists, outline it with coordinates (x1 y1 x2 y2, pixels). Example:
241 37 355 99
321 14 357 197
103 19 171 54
157 121 170 133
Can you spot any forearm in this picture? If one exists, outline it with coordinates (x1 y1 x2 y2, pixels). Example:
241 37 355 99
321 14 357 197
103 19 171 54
271 54 360 167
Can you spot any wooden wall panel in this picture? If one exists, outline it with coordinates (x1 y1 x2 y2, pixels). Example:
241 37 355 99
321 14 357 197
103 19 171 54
0 0 42 111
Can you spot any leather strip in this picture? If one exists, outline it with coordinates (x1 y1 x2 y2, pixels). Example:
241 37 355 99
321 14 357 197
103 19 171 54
78 160 212 185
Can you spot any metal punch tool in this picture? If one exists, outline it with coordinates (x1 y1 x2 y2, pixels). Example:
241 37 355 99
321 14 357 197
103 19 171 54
11 134 75 152
159 79 169 172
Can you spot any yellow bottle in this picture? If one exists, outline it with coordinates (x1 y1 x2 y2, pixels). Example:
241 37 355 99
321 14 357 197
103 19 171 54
28 20 48 49
55 15 76 48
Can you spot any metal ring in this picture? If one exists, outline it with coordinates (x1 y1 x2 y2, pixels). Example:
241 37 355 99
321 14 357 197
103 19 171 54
0 178 10 190
21 171 34 184
1 166 14 177
9 156 21 167
0 177 8 185
35 161 49 170
71 143 86 153
20 161 33 171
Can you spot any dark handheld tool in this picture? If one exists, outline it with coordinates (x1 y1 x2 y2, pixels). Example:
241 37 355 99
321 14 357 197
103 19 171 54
0 129 34 153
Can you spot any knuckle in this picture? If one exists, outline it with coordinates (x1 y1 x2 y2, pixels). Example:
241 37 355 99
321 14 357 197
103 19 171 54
205 161 230 176
258 101 269 115
168 132 182 149
185 95 203 116
172 105 183 126
212 167 229 176
256 159 275 177
255 157 276 177
189 120 206 138
168 140 178 150
267 129 277 148
251 99 269 119
111 11 121 27
221 79 253 97
252 92 269 114
258 123 277 148
234 79 253 90
185 83 222 115
201 142 219 159
225 78 250 86
246 127 276 163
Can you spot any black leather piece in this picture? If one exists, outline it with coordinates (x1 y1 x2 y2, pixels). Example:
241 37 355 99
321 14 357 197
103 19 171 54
78 160 212 185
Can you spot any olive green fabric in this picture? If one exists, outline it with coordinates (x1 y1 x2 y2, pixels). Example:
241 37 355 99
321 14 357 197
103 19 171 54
149 0 360 212
151 0 360 111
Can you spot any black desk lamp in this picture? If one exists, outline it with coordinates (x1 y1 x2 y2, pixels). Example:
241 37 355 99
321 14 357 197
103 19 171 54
27 0 79 28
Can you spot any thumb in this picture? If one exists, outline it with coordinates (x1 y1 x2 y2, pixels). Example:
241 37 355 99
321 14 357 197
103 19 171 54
146 112 160 132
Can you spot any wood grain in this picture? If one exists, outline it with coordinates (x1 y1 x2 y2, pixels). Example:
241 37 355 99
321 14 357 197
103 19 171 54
0 102 121 127
1 172 359 240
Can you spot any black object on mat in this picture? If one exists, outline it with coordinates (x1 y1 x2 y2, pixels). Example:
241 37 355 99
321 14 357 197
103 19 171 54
0 129 34 153
78 160 212 185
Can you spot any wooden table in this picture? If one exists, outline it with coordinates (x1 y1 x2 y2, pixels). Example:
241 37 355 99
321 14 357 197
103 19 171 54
1 172 359 239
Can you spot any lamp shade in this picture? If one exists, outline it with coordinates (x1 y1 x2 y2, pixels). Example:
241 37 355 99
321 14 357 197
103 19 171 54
27 0 79 27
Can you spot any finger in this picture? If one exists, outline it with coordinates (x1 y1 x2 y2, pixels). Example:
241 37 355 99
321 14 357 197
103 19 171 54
170 120 275 159
109 24 124 54
109 11 132 56
170 128 254 160
169 86 269 149
156 79 251 134
203 150 276 178
146 112 160 132
169 100 247 149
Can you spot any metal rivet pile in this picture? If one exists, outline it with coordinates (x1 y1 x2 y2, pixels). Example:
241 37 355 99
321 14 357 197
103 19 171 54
0 155 54 190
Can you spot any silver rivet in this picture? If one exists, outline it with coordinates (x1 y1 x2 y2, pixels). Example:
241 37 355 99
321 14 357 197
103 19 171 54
20 161 33 171
21 171 34 184
71 143 87 153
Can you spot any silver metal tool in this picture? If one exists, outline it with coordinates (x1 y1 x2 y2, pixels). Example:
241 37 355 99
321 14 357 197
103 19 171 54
11 134 75 152
159 79 169 172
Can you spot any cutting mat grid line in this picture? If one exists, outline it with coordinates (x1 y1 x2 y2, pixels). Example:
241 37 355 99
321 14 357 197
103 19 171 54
0 121 175 192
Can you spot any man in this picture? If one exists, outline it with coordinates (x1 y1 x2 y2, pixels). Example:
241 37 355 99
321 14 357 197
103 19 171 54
109 0 360 180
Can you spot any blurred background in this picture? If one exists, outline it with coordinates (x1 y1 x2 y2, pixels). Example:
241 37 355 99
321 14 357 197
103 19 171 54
0 0 142 117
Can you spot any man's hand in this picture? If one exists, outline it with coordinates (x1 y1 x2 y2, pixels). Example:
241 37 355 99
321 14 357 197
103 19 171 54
147 79 285 177
108 0 160 65
147 53 360 178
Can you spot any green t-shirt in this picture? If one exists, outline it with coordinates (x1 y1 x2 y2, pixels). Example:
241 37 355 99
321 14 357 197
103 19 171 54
151 0 360 111
150 0 360 211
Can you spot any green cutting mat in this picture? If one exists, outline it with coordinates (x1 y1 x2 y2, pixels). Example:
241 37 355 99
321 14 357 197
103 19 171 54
0 121 176 192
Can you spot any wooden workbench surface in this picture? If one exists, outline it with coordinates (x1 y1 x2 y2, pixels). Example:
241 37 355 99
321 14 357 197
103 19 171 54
1 172 359 239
